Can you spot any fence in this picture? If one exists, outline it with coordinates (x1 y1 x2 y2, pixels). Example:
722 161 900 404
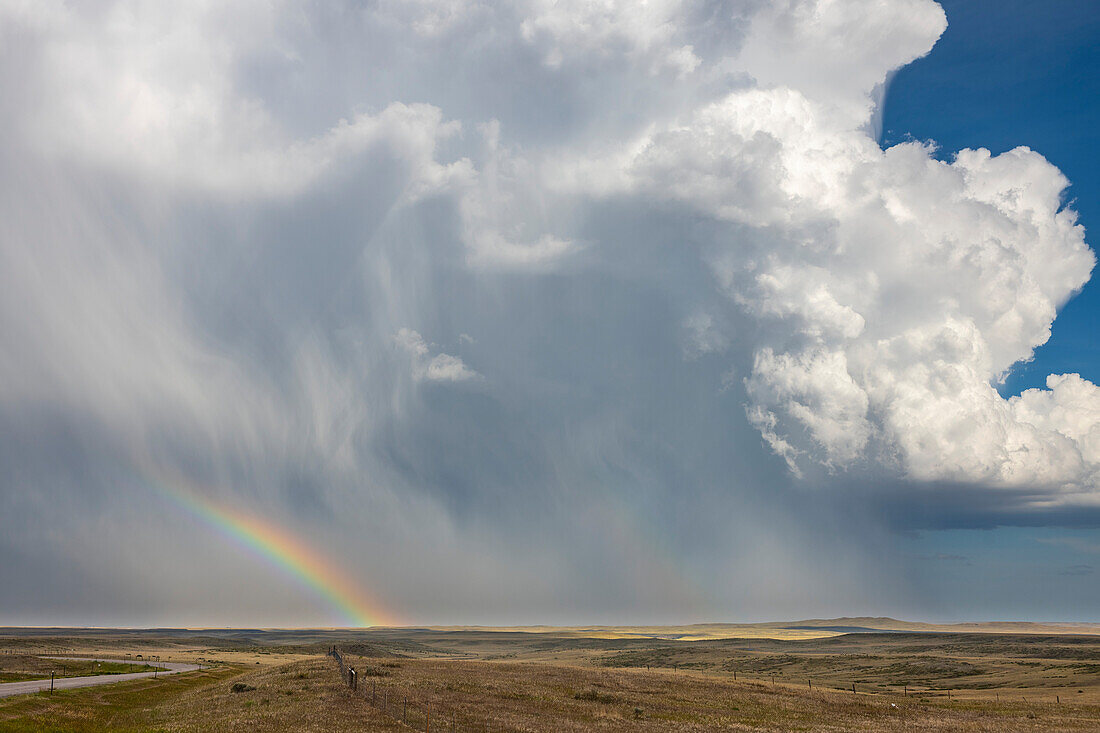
328 647 488 732
328 647 1071 731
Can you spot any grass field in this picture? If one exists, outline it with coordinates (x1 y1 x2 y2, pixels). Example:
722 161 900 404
0 655 163 683
341 655 1100 731
1 653 1097 732
0 622 1098 730
0 659 400 733
0 665 241 732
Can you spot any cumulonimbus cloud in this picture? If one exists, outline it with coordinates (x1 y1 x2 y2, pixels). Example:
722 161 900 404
2 0 1096 503
1 0 1098 625
535 0 1098 500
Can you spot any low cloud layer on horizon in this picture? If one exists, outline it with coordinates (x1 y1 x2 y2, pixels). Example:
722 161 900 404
1 0 1097 627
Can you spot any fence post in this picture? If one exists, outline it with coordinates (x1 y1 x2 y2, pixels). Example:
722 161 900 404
50 671 55 693
404 696 408 725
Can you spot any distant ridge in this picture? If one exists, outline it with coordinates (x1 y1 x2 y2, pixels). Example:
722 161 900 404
3 618 1099 643
420 617 1100 641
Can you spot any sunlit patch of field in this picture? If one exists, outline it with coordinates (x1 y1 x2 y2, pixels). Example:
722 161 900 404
0 639 322 671
423 618 1100 641
106 649 316 668
425 626 846 641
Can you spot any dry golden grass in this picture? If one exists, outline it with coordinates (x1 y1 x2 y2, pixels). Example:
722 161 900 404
0 659 400 732
3 627 1100 730
343 655 1100 731
152 658 403 732
0 655 161 683
0 665 240 732
0 644 315 670
2 651 1098 731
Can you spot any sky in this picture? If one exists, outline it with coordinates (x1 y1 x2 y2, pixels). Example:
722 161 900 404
1 0 1098 628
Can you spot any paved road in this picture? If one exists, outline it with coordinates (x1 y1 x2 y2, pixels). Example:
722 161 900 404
0 657 200 698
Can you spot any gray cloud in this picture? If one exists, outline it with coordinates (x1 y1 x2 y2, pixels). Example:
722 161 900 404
1039 537 1100 553
0 0 1096 626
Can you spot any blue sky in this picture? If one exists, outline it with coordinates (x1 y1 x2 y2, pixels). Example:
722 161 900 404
884 0 1100 396
1 0 1099 626
883 0 1100 620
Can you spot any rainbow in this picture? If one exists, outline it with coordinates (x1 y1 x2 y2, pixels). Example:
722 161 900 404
144 465 396 628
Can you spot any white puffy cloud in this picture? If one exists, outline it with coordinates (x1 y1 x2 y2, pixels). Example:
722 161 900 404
395 329 480 383
520 0 700 76
736 0 946 120
710 115 1098 494
3 1 472 197
746 347 872 471
530 2 1098 498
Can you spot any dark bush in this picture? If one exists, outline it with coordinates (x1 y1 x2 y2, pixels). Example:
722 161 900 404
573 689 617 703
360 666 391 677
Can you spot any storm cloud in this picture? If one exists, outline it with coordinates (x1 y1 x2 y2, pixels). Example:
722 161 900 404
0 0 1096 626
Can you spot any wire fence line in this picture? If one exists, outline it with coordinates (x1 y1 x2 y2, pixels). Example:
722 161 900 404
327 646 1074 731
328 647 486 732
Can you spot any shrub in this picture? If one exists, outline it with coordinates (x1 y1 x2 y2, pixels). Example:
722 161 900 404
573 689 617 703
360 666 391 677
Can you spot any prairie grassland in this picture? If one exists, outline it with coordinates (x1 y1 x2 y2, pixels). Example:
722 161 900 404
154 657 402 732
587 634 1100 703
0 644 320 671
341 654 1100 731
0 651 1097 731
0 665 241 732
2 627 1099 730
0 658 400 733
